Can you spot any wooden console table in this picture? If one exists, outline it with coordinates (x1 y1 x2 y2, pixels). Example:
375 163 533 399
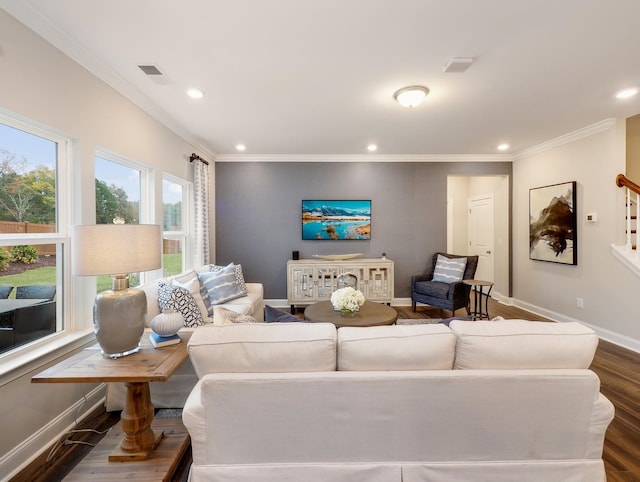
32 330 190 462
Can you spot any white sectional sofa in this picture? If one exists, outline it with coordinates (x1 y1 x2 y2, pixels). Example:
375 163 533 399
105 266 264 411
183 320 614 482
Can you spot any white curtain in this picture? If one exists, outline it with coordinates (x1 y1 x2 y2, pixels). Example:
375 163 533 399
193 159 210 265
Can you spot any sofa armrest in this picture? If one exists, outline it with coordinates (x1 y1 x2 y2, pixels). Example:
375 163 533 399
448 280 471 302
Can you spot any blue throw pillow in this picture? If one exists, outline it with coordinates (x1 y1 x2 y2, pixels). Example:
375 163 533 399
198 265 247 305
264 305 305 323
432 255 467 284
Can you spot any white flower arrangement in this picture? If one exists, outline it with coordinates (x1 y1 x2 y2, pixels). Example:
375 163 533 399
331 287 365 315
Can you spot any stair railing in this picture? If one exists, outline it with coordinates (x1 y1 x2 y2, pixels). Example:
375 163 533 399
616 174 640 253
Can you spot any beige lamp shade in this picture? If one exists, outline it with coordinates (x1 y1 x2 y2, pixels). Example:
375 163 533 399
72 224 162 276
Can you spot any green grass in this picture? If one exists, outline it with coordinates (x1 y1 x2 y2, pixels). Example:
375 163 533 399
0 253 183 297
0 267 56 298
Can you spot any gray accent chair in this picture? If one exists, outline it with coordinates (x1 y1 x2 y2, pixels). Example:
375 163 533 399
0 285 13 299
15 284 56 301
411 252 479 315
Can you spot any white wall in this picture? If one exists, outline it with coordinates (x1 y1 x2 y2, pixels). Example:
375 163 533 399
513 119 640 349
0 10 207 477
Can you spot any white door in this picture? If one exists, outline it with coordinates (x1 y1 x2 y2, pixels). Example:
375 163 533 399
468 194 494 282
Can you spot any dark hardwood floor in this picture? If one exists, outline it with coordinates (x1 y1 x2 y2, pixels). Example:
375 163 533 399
11 299 640 481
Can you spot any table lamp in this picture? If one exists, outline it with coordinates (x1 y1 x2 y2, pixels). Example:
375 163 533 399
72 223 162 358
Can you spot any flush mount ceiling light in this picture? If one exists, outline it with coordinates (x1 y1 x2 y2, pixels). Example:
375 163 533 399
187 88 204 99
393 85 430 108
616 87 638 99
367 144 378 152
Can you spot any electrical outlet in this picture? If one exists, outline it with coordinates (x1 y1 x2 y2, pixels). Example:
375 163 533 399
576 297 584 309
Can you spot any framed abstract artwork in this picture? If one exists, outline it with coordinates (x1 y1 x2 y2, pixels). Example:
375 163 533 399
529 181 577 265
302 200 371 240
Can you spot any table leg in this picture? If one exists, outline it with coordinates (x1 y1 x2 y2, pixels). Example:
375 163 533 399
109 381 164 462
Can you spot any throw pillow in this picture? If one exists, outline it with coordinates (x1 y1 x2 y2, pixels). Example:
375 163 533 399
172 276 209 321
157 282 204 327
213 306 257 325
432 255 467 284
198 265 247 305
210 263 248 295
264 305 305 323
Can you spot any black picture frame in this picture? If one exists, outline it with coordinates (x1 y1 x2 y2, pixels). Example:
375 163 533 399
529 181 577 265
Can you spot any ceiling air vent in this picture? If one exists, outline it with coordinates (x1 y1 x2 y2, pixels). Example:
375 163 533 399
137 64 170 85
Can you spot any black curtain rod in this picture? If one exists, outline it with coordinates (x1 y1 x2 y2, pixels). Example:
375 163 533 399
189 153 209 165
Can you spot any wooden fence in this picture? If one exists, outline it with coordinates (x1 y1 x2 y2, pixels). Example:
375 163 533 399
0 221 56 256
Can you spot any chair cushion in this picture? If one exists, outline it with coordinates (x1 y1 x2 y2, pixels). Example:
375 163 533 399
413 280 450 298
432 254 467 283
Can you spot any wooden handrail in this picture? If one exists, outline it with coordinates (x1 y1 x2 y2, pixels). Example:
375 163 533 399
616 173 640 195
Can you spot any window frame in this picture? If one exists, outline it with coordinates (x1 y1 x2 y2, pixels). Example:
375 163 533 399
162 173 193 275
0 111 86 375
94 148 157 285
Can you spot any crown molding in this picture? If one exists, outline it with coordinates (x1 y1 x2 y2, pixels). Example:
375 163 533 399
514 119 617 161
214 153 513 163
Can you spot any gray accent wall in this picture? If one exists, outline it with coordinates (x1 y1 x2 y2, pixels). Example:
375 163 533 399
215 161 512 300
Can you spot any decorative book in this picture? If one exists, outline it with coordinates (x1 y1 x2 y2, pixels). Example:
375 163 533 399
149 331 181 348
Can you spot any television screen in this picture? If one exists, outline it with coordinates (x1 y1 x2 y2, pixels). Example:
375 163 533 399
302 200 371 240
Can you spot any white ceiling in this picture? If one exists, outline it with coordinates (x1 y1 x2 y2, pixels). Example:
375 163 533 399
3 0 640 159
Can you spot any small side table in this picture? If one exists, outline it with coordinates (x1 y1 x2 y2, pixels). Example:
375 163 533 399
463 279 494 320
32 330 190 462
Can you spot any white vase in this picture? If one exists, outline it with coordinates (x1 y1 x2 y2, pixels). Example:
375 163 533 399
150 308 184 337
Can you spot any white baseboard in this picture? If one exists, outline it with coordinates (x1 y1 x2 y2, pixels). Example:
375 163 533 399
512 299 640 354
0 385 106 481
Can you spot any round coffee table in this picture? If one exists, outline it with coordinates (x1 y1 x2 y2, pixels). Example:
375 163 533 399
304 301 397 328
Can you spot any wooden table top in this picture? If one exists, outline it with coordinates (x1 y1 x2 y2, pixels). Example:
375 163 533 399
32 330 190 384
304 300 397 328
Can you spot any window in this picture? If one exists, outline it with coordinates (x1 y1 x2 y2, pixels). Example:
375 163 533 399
0 114 70 354
162 174 191 276
94 152 150 290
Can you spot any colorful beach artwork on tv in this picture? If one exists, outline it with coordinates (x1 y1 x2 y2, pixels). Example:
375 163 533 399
302 200 371 240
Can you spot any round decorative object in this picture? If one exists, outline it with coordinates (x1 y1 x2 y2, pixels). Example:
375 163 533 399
150 308 184 337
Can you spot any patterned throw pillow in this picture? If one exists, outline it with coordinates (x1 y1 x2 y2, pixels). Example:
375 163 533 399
157 282 204 327
198 264 247 305
213 306 256 325
210 263 248 295
432 255 467 284
172 276 209 320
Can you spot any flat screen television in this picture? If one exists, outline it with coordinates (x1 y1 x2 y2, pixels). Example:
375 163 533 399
302 200 371 240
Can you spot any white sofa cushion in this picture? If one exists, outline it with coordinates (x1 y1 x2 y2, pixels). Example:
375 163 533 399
450 320 599 369
337 324 456 370
188 322 337 378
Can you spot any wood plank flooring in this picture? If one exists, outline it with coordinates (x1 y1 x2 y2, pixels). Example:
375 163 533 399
11 299 640 481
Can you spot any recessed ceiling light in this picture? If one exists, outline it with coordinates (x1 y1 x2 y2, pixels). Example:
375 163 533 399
393 85 430 108
497 143 510 151
367 144 378 152
235 144 246 152
616 88 638 99
187 88 204 99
